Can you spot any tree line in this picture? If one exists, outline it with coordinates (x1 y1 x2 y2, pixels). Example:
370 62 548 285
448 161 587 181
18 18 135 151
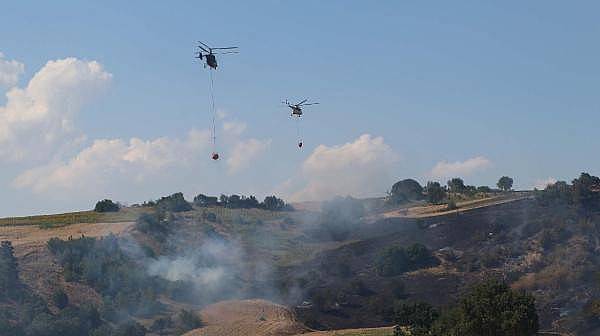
388 176 514 205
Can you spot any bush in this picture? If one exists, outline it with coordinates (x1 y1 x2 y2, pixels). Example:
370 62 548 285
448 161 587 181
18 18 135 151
477 185 493 193
447 178 466 193
0 241 20 300
432 279 539 335
156 192 192 212
263 195 291 211
425 181 446 204
52 289 69 309
376 243 438 277
193 194 218 207
135 213 171 239
174 309 203 334
94 199 120 213
393 301 439 335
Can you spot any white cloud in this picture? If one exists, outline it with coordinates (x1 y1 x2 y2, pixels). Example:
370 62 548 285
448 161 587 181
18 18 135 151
534 177 557 190
0 52 24 88
14 129 210 194
429 156 491 180
223 120 247 136
226 138 271 174
0 58 111 161
282 134 399 201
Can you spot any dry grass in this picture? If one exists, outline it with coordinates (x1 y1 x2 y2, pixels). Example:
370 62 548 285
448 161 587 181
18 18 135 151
0 207 150 228
381 193 530 219
184 299 308 336
297 327 395 336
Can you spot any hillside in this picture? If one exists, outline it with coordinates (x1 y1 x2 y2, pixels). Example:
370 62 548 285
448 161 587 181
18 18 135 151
0 187 598 335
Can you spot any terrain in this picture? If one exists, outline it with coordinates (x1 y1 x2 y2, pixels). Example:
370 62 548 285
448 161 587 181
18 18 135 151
1 182 599 335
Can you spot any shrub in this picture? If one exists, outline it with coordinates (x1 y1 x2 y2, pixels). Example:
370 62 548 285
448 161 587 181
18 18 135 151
156 192 192 212
376 243 438 276
446 199 457 210
432 279 539 335
94 199 120 212
425 181 446 204
263 195 290 211
447 178 466 193
174 309 203 334
393 301 439 335
52 289 69 309
193 194 218 207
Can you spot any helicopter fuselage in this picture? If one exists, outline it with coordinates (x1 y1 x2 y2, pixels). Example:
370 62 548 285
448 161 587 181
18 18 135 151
206 54 218 69
291 107 302 116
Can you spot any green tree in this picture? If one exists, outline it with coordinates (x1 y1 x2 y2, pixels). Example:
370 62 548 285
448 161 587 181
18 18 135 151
390 179 424 204
94 199 120 212
262 195 287 211
156 192 192 212
433 279 539 336
571 172 600 210
393 301 439 336
497 176 514 191
425 181 446 204
447 178 466 193
0 241 20 299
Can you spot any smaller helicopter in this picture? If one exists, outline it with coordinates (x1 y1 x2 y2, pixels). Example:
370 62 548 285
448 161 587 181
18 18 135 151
196 41 238 70
283 99 319 148
283 99 319 117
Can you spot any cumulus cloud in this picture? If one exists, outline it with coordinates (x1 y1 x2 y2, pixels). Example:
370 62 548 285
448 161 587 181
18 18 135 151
14 129 210 194
0 58 111 161
227 138 271 174
282 134 399 201
534 177 557 190
429 156 491 180
222 120 247 136
0 52 24 88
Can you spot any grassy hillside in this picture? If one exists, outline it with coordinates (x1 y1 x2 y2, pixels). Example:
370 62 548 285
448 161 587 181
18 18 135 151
0 206 150 227
1 189 598 335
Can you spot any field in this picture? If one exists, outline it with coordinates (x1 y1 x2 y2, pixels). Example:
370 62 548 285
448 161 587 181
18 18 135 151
0 206 150 227
184 299 308 336
297 327 394 336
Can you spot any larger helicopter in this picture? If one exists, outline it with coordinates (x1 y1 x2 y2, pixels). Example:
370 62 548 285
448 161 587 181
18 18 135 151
196 41 238 70
283 99 319 117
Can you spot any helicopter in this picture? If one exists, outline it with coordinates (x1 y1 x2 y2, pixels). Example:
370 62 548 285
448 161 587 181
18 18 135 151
283 99 319 148
283 99 319 117
196 41 238 70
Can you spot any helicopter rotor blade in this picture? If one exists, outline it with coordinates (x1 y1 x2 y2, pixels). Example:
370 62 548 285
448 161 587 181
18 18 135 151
302 102 319 106
197 45 209 53
212 47 238 50
197 41 211 50
297 99 308 105
213 51 239 55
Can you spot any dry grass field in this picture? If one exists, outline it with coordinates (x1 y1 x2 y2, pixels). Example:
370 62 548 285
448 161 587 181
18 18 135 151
296 327 395 336
0 206 150 227
184 299 308 336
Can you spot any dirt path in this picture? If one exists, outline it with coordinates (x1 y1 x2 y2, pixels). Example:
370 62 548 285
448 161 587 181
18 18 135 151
381 195 530 219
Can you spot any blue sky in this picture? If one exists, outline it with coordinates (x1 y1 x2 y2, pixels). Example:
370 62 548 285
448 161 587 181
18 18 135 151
0 1 599 215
